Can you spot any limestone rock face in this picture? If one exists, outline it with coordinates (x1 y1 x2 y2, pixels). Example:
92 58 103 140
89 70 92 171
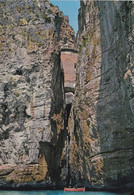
0 0 134 191
70 0 134 190
51 5 75 50
0 0 74 188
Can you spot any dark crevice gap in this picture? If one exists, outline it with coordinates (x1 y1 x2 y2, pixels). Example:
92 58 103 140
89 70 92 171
65 103 72 128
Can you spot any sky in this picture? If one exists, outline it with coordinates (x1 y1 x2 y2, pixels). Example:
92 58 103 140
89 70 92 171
50 0 80 35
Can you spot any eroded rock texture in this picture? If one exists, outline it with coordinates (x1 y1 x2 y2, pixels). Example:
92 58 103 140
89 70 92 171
69 0 134 190
0 0 75 188
0 0 134 192
53 5 75 50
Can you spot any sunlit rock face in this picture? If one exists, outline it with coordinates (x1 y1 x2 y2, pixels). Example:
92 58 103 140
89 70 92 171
53 5 75 50
0 0 75 188
70 0 134 190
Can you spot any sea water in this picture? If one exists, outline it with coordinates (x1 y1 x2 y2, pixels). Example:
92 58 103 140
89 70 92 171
0 191 130 195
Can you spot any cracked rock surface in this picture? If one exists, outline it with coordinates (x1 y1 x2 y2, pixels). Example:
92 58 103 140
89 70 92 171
0 0 134 192
69 0 134 191
0 0 75 188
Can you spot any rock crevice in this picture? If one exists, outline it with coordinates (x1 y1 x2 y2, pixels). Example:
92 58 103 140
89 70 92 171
0 0 134 192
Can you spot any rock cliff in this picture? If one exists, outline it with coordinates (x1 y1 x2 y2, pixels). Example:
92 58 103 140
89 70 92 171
52 5 75 49
0 0 134 192
0 0 75 189
69 0 134 191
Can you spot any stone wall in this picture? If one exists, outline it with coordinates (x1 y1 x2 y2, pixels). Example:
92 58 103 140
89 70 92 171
61 51 77 84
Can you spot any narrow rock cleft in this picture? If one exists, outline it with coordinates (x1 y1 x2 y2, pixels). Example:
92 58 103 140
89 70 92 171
0 0 134 192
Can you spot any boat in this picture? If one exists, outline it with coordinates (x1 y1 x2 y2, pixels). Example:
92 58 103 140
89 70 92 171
64 187 85 192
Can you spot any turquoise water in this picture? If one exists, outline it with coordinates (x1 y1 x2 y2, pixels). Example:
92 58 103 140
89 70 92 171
0 191 130 195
